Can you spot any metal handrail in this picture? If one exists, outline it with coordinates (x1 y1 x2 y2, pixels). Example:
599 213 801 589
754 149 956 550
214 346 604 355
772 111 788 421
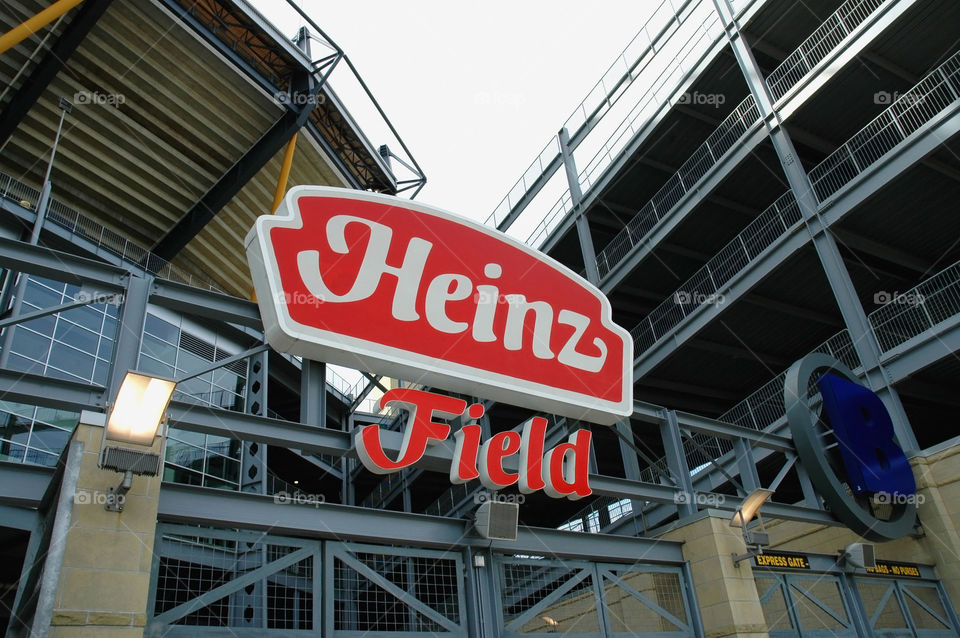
631 47 960 361
869 261 960 352
809 49 960 201
593 94 759 278
525 5 726 248
766 0 888 100
0 171 225 293
630 190 802 354
483 0 696 230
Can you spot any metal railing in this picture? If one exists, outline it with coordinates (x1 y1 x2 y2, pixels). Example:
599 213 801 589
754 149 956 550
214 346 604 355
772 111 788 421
870 260 960 352
719 330 858 433
0 171 225 293
766 0 888 101
809 49 960 201
484 0 698 230
594 95 760 278
630 190 802 354
525 4 727 248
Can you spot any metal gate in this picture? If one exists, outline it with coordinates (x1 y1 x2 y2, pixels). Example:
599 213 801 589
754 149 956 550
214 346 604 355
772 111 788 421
147 525 699 637
754 556 960 637
147 525 468 637
854 576 956 637
494 555 697 636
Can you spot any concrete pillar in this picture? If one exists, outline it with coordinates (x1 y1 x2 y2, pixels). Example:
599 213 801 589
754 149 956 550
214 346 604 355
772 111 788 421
48 416 162 637
660 513 769 638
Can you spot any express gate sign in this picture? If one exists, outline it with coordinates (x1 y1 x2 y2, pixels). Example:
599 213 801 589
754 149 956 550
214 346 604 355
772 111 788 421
246 187 632 425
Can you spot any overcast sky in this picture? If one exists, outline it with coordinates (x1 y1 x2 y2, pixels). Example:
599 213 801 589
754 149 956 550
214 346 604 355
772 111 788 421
252 1 651 225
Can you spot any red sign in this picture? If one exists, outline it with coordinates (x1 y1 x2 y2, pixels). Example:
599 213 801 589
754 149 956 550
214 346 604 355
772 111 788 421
356 388 592 499
246 187 632 424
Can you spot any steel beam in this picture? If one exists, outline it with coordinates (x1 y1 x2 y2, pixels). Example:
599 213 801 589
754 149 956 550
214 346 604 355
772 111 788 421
156 483 685 563
0 0 114 149
0 461 54 507
149 278 262 329
0 236 127 292
0 367 104 412
152 60 337 260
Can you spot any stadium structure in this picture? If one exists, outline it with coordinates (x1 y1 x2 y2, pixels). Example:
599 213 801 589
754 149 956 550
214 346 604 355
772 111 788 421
0 0 959 636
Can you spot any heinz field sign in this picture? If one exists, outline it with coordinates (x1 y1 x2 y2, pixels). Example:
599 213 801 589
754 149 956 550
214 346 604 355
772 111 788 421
246 187 632 425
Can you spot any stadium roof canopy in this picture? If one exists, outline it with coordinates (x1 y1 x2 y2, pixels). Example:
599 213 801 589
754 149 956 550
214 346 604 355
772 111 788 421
0 0 424 296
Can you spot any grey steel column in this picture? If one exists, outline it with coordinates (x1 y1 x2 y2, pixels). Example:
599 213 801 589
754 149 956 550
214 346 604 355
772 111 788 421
108 275 150 399
234 350 269 628
712 0 919 451
559 127 600 285
661 410 697 518
615 419 644 519
300 359 326 427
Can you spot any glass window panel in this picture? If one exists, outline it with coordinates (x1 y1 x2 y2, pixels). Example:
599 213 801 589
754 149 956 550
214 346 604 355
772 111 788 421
23 278 63 308
21 312 56 337
140 355 175 380
166 439 206 472
0 412 32 444
23 447 58 467
105 303 119 318
205 454 239 482
54 321 99 355
145 314 179 344
64 305 104 332
167 428 205 447
46 365 88 383
48 343 95 379
93 360 110 386
7 353 45 375
63 283 80 301
177 349 213 376
178 376 211 400
0 441 26 463
34 407 79 430
97 337 114 361
28 423 71 455
203 475 236 490
0 402 36 420
141 333 177 365
163 465 203 486
12 328 51 362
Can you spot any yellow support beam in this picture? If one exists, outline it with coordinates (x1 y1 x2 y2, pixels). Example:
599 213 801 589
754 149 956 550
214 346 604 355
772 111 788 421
0 0 86 56
271 132 298 213
252 133 299 301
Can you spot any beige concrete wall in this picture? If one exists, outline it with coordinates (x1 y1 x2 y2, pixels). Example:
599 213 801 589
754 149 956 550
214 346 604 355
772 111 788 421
661 515 769 638
48 422 162 637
